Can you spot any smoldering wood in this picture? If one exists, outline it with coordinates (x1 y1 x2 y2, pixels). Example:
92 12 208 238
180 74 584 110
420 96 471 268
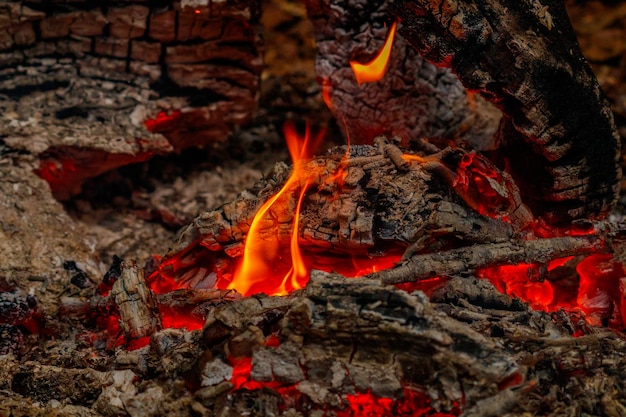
0 0 262 199
4 268 626 415
282 273 522 409
389 0 621 224
157 140 528 290
60 288 238 319
366 232 612 285
304 0 502 150
199 275 525 411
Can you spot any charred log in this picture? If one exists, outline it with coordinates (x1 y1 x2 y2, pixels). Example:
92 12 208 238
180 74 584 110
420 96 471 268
390 0 621 224
367 231 612 285
304 0 502 149
0 0 262 198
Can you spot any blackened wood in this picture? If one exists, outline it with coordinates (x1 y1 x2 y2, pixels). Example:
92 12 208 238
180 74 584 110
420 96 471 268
304 0 502 150
201 273 523 411
157 142 521 290
390 0 621 224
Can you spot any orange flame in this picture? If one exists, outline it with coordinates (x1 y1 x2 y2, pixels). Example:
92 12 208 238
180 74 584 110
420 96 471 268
350 22 397 85
322 78 333 110
228 123 324 296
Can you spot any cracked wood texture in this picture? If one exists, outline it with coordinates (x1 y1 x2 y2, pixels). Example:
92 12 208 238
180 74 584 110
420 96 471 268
0 0 262 198
304 0 502 150
203 274 523 414
389 0 621 225
6 273 624 416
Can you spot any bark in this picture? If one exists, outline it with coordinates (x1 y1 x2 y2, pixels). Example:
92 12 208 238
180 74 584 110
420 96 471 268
0 0 262 199
390 0 621 224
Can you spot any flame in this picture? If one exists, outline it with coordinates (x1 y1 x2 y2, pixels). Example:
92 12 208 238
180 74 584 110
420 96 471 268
277 186 310 295
350 22 397 85
228 123 324 296
322 78 333 110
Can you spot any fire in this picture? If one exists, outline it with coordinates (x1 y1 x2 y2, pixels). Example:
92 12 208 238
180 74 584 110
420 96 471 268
350 22 397 85
227 123 325 296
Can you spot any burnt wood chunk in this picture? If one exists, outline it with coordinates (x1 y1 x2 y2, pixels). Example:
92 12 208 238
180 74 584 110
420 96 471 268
390 0 621 224
111 262 162 342
154 140 534 293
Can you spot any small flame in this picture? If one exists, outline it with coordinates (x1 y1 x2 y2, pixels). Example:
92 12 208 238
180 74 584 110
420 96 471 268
322 78 333 110
277 186 310 295
228 123 324 296
350 21 397 85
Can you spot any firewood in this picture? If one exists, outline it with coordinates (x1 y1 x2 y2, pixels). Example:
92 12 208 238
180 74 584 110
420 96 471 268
201 273 524 411
157 140 531 290
366 231 612 285
389 0 621 224
0 0 263 199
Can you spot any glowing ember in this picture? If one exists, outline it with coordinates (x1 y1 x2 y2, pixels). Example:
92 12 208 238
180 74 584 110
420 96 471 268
227 123 325 296
143 110 182 132
478 263 557 309
228 351 458 416
478 253 626 329
350 22 397 85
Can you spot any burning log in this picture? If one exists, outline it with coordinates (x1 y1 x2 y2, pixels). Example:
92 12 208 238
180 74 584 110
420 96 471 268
389 0 621 224
153 137 535 296
0 0 263 198
304 0 502 149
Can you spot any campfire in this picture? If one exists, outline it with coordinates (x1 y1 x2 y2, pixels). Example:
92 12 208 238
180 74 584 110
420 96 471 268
2 0 626 416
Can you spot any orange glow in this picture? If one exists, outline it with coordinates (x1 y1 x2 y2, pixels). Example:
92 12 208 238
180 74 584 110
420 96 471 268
322 78 333 110
143 110 182 132
478 263 556 309
228 123 325 296
350 22 397 85
158 306 205 331
576 254 624 326
477 253 626 330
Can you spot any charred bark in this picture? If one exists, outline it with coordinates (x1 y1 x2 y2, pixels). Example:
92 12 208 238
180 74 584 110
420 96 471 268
390 0 621 224
0 0 262 199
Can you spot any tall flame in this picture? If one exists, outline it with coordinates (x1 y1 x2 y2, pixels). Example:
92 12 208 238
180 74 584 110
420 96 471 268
228 123 324 296
350 21 397 85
